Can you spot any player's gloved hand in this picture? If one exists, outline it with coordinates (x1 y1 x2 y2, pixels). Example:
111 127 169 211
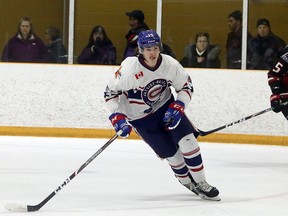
163 100 185 130
109 113 132 138
270 94 282 113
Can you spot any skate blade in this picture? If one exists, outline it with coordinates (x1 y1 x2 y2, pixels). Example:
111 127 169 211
199 194 221 201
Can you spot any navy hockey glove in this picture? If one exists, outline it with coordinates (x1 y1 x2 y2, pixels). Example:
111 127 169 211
109 113 132 138
270 94 282 113
163 100 185 130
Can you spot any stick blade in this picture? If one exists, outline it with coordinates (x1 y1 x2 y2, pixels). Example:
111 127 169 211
5 203 27 212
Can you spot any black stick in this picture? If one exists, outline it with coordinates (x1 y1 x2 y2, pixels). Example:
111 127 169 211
6 134 118 212
198 107 272 136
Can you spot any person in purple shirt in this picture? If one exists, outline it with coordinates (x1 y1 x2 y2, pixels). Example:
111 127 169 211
1 17 49 63
77 25 117 65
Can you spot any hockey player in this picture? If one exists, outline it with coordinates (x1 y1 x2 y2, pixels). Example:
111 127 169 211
268 45 288 119
104 29 220 201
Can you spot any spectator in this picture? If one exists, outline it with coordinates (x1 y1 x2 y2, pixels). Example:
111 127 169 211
161 43 176 59
180 32 221 68
248 18 286 70
44 26 67 64
124 9 176 59
77 25 116 65
226 10 252 69
1 16 49 63
123 10 149 60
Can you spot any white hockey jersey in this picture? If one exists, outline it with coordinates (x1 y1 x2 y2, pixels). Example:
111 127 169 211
104 54 193 121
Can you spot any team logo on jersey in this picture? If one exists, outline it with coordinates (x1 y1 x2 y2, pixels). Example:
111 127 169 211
114 66 122 79
142 79 167 106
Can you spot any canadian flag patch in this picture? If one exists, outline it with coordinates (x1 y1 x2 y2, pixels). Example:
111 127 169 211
135 71 144 79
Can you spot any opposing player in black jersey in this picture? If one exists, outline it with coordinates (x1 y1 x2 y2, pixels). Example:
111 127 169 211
268 46 288 119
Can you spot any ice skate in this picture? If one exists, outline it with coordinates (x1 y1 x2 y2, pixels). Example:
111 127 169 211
194 181 220 201
182 181 199 195
179 173 198 195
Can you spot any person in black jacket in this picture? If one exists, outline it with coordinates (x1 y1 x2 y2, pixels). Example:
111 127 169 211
123 10 149 60
180 32 221 68
77 25 116 65
226 10 252 69
248 18 286 70
44 26 67 64
123 9 176 60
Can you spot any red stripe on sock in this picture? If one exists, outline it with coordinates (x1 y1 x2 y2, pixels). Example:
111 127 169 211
190 165 204 172
183 147 200 157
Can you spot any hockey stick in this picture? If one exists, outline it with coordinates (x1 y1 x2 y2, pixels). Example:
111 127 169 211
197 102 288 136
5 134 118 212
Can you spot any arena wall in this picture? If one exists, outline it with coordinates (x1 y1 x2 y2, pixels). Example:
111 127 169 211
0 62 287 145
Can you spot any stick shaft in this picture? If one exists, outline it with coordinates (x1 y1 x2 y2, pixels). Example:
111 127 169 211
198 100 288 136
198 108 272 136
27 134 118 212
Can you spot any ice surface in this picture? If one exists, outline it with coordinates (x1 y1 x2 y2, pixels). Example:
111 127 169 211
1 136 288 216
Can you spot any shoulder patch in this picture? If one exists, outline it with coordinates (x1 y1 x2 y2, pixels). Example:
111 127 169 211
281 52 288 63
114 66 122 79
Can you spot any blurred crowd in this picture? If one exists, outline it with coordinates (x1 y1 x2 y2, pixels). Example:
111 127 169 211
1 10 286 70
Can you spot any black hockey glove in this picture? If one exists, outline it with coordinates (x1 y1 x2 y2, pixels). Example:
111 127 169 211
270 94 282 113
